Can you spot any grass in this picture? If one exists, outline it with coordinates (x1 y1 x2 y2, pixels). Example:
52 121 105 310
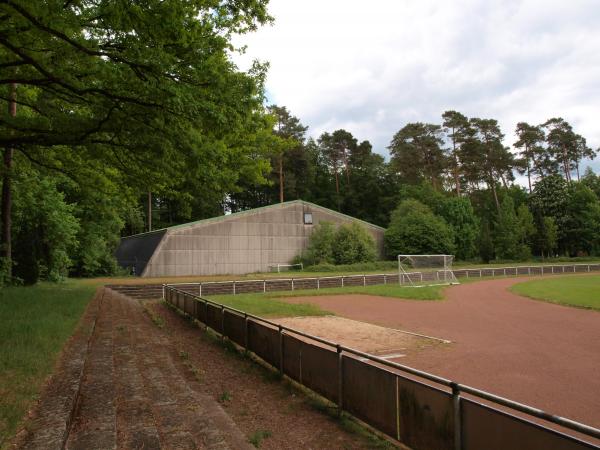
248 429 272 448
510 274 600 310
209 284 443 318
0 280 96 448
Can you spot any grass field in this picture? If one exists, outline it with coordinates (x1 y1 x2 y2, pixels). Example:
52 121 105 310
208 284 443 317
510 275 600 310
0 281 96 448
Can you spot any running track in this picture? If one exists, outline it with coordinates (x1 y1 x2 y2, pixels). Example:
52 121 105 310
285 276 600 428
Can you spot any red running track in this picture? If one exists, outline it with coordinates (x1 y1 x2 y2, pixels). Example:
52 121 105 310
284 276 600 428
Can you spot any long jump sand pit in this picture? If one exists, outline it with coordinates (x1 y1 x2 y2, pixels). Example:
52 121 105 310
278 277 600 428
274 315 447 359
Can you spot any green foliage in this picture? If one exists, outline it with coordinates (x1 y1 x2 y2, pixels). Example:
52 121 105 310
303 221 336 265
385 200 455 257
493 197 525 260
332 222 377 265
304 260 397 273
436 197 479 259
12 168 79 283
478 219 494 263
302 221 376 266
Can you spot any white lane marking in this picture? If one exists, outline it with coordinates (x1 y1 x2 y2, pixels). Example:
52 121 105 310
359 353 406 362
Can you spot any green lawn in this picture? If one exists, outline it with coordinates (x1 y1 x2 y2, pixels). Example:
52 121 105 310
208 284 443 318
0 281 96 448
510 275 600 310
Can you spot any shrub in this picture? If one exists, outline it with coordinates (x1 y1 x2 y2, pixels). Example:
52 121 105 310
302 221 336 265
302 221 377 265
332 222 377 264
384 199 455 257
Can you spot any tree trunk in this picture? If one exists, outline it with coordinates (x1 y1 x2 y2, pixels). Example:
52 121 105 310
488 173 500 211
147 190 152 232
279 154 284 203
1 83 16 276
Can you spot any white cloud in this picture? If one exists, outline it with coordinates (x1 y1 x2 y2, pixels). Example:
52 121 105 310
233 0 600 172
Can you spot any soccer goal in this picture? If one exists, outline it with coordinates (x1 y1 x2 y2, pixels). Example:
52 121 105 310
268 263 304 273
397 255 459 286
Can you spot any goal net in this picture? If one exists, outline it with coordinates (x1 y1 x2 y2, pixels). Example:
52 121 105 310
268 263 304 273
397 255 459 286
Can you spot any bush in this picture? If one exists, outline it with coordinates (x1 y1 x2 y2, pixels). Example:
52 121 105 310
384 199 455 257
304 260 397 272
302 221 377 265
302 221 336 265
332 222 377 264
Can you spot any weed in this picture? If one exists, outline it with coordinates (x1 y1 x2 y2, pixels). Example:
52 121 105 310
143 305 165 329
218 390 232 403
179 350 189 360
248 429 272 448
116 324 126 332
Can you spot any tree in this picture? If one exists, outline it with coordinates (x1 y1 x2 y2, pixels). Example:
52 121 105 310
332 222 377 264
384 200 455 257
267 105 308 203
388 123 447 189
514 122 545 192
437 197 479 260
542 118 577 182
465 118 515 210
318 130 357 205
0 0 272 274
478 218 494 263
442 110 469 195
494 197 524 260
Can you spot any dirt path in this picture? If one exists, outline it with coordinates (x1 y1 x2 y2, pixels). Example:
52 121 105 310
283 276 600 428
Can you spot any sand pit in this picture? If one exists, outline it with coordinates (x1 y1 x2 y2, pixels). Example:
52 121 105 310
274 315 446 358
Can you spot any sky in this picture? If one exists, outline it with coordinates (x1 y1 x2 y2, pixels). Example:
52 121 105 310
232 0 600 174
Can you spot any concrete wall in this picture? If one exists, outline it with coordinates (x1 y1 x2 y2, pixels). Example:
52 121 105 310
142 201 384 277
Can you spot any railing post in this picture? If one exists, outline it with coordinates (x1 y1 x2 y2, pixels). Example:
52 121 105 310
162 284 166 301
199 284 202 297
244 313 249 351
363 275 366 287
452 382 462 450
317 278 320 290
263 280 266 293
204 300 209 330
342 276 345 287
278 325 284 375
221 305 225 338
384 274 387 284
233 281 236 295
291 278 294 291
337 344 343 416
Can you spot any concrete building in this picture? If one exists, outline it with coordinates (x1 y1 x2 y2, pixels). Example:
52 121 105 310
115 200 385 277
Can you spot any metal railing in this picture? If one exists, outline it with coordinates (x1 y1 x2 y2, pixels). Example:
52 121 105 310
164 263 600 298
162 284 600 450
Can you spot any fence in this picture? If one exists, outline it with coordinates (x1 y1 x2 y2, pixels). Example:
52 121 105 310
164 263 600 297
163 285 600 450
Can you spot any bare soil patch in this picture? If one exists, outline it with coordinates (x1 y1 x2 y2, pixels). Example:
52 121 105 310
149 302 395 450
274 316 443 358
281 279 600 429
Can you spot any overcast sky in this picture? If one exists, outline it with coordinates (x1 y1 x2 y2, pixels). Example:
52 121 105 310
233 0 600 173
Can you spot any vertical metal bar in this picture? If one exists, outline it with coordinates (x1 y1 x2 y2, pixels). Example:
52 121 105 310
542 266 544 275
199 284 202 297
162 284 165 301
317 278 320 289
337 344 343 415
278 325 284 375
452 382 462 450
221 305 225 338
528 267 531 275
363 275 366 286
244 314 249 350
233 281 236 295
396 377 401 442
204 300 208 330
342 276 345 287
292 278 294 291
384 274 387 284
263 280 266 293
479 269 482 278
503 268 506 276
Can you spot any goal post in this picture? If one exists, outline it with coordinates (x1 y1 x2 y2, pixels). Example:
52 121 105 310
397 255 459 286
